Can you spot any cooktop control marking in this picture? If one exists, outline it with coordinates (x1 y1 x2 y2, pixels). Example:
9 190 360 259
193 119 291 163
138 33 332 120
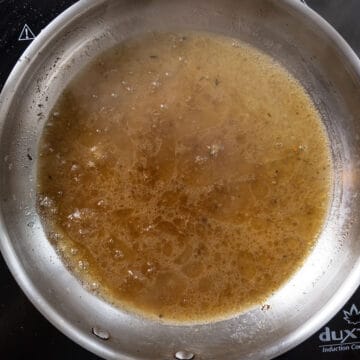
18 24 36 41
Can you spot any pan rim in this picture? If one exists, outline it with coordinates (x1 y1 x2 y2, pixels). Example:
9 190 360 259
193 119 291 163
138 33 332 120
1 0 360 359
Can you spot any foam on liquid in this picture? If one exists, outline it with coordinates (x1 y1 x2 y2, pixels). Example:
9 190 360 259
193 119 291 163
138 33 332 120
37 32 332 323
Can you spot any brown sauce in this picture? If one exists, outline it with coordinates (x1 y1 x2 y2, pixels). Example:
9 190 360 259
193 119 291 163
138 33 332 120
37 32 332 323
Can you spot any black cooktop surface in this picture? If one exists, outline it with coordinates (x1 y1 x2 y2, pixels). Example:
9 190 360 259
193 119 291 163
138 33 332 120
1 1 360 359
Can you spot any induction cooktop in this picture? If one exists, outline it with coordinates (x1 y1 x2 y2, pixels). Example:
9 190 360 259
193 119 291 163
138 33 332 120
1 1 360 359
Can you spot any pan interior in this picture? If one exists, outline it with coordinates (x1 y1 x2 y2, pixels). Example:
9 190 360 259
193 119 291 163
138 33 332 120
37 30 332 324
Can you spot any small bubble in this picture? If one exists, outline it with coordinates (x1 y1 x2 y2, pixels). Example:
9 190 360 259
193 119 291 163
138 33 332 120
90 282 99 290
40 196 54 208
68 208 81 220
27 221 35 228
143 224 154 232
97 199 105 206
207 143 224 157
114 249 124 259
78 260 89 271
128 269 145 281
195 155 208 164
146 262 156 273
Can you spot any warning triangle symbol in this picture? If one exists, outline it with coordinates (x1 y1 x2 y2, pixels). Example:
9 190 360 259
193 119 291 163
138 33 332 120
18 24 36 41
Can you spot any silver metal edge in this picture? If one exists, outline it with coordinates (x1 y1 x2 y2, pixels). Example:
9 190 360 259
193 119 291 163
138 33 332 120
267 1 360 358
0 0 360 359
0 1 120 359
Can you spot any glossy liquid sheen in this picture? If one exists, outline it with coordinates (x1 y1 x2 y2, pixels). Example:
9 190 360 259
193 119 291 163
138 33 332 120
37 32 332 323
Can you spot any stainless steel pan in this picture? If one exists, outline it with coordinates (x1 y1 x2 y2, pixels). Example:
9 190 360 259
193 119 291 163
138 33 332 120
1 0 360 359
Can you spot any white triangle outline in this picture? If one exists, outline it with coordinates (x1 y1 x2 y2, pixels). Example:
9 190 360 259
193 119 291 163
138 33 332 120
18 24 36 41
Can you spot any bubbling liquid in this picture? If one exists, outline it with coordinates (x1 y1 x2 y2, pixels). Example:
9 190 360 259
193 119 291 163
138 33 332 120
37 32 332 323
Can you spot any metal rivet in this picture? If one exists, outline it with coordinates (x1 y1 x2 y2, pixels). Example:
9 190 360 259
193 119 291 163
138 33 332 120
174 350 195 360
91 327 110 340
